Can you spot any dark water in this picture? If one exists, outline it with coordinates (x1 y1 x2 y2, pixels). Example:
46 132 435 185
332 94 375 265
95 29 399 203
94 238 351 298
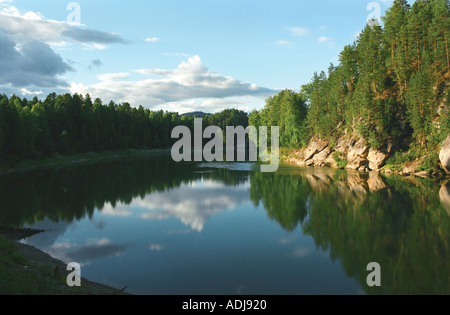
0 153 449 295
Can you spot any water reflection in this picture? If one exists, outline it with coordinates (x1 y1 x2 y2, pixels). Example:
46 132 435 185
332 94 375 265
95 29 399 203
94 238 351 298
0 156 448 294
441 181 450 215
250 167 449 295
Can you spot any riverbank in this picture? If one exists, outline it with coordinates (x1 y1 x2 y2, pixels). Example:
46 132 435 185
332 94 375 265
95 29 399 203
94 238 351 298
0 148 170 176
0 226 130 295
279 135 450 178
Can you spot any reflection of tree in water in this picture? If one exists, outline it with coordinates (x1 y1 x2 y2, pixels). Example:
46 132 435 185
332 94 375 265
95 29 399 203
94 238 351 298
0 155 249 227
250 168 449 295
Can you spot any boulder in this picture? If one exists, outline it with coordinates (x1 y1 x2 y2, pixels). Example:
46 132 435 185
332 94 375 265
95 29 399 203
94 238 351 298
335 138 351 155
305 159 314 166
313 147 331 166
304 138 329 161
347 157 369 170
368 149 389 171
347 138 369 163
324 154 338 168
440 136 450 173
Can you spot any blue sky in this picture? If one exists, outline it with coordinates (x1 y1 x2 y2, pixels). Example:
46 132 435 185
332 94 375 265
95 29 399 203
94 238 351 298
0 0 398 113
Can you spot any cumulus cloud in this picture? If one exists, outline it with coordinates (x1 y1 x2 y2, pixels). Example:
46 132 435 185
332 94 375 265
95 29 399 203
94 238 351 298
0 4 125 47
0 3 125 91
145 37 159 43
287 26 309 36
0 33 73 87
70 55 276 110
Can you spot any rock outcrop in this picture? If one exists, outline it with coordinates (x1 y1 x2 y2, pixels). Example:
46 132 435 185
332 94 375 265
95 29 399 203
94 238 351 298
440 136 450 173
347 138 369 171
367 143 391 171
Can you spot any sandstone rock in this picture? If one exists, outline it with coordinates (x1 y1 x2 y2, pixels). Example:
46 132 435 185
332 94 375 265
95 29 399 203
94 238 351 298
347 138 369 163
368 149 389 171
335 138 351 155
324 154 338 168
304 138 329 161
347 157 369 170
313 147 331 166
305 159 314 166
439 136 450 173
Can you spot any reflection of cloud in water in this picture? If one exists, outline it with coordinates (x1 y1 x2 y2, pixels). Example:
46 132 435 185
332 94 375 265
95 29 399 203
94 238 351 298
22 219 72 250
292 247 311 258
100 203 133 217
279 236 297 245
149 244 163 251
42 238 129 264
136 182 250 231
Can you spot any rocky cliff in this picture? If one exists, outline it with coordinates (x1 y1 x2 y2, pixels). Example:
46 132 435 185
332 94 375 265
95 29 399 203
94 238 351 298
286 134 450 175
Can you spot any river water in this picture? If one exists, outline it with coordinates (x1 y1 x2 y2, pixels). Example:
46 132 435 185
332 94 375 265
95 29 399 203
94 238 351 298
0 152 448 294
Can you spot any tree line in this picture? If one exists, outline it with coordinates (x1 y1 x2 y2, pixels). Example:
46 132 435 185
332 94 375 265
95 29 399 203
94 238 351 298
250 0 449 156
0 92 248 164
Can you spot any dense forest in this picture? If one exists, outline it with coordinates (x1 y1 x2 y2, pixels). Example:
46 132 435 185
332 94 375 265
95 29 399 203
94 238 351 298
250 0 449 168
0 92 248 164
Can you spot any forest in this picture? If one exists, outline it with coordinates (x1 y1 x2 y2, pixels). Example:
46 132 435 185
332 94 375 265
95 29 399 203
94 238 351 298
0 92 248 164
250 0 449 169
0 0 448 169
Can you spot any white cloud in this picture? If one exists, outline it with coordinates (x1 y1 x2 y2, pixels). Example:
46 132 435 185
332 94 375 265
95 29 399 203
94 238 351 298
20 88 43 96
287 26 309 36
0 3 125 91
0 4 125 47
145 37 160 43
70 55 276 112
163 52 190 57
276 40 293 46
318 36 334 46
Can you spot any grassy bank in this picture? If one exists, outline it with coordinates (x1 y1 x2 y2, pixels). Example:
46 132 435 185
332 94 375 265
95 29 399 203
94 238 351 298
0 227 130 295
0 148 170 176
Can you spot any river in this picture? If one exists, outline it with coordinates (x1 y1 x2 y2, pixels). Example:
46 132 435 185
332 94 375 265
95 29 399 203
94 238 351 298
0 152 448 295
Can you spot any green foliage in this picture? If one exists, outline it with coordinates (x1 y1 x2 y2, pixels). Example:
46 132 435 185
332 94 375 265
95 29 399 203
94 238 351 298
294 0 449 152
250 89 308 148
332 152 348 168
0 239 26 267
0 93 250 165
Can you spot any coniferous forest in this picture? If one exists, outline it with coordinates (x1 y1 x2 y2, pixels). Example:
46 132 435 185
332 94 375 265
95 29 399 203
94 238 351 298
0 92 248 165
1 0 449 171
250 0 449 171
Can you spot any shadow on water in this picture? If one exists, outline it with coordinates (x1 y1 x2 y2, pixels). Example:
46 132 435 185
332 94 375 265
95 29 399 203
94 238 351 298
0 156 448 295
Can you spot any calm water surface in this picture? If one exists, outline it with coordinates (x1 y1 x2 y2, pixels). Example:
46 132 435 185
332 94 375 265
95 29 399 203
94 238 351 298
0 153 448 295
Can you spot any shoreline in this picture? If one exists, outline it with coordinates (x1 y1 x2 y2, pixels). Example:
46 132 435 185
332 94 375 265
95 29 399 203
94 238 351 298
0 148 171 176
280 147 450 179
0 226 131 295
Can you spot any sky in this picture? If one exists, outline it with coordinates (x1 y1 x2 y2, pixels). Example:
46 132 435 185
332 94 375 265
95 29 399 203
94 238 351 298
0 0 399 114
